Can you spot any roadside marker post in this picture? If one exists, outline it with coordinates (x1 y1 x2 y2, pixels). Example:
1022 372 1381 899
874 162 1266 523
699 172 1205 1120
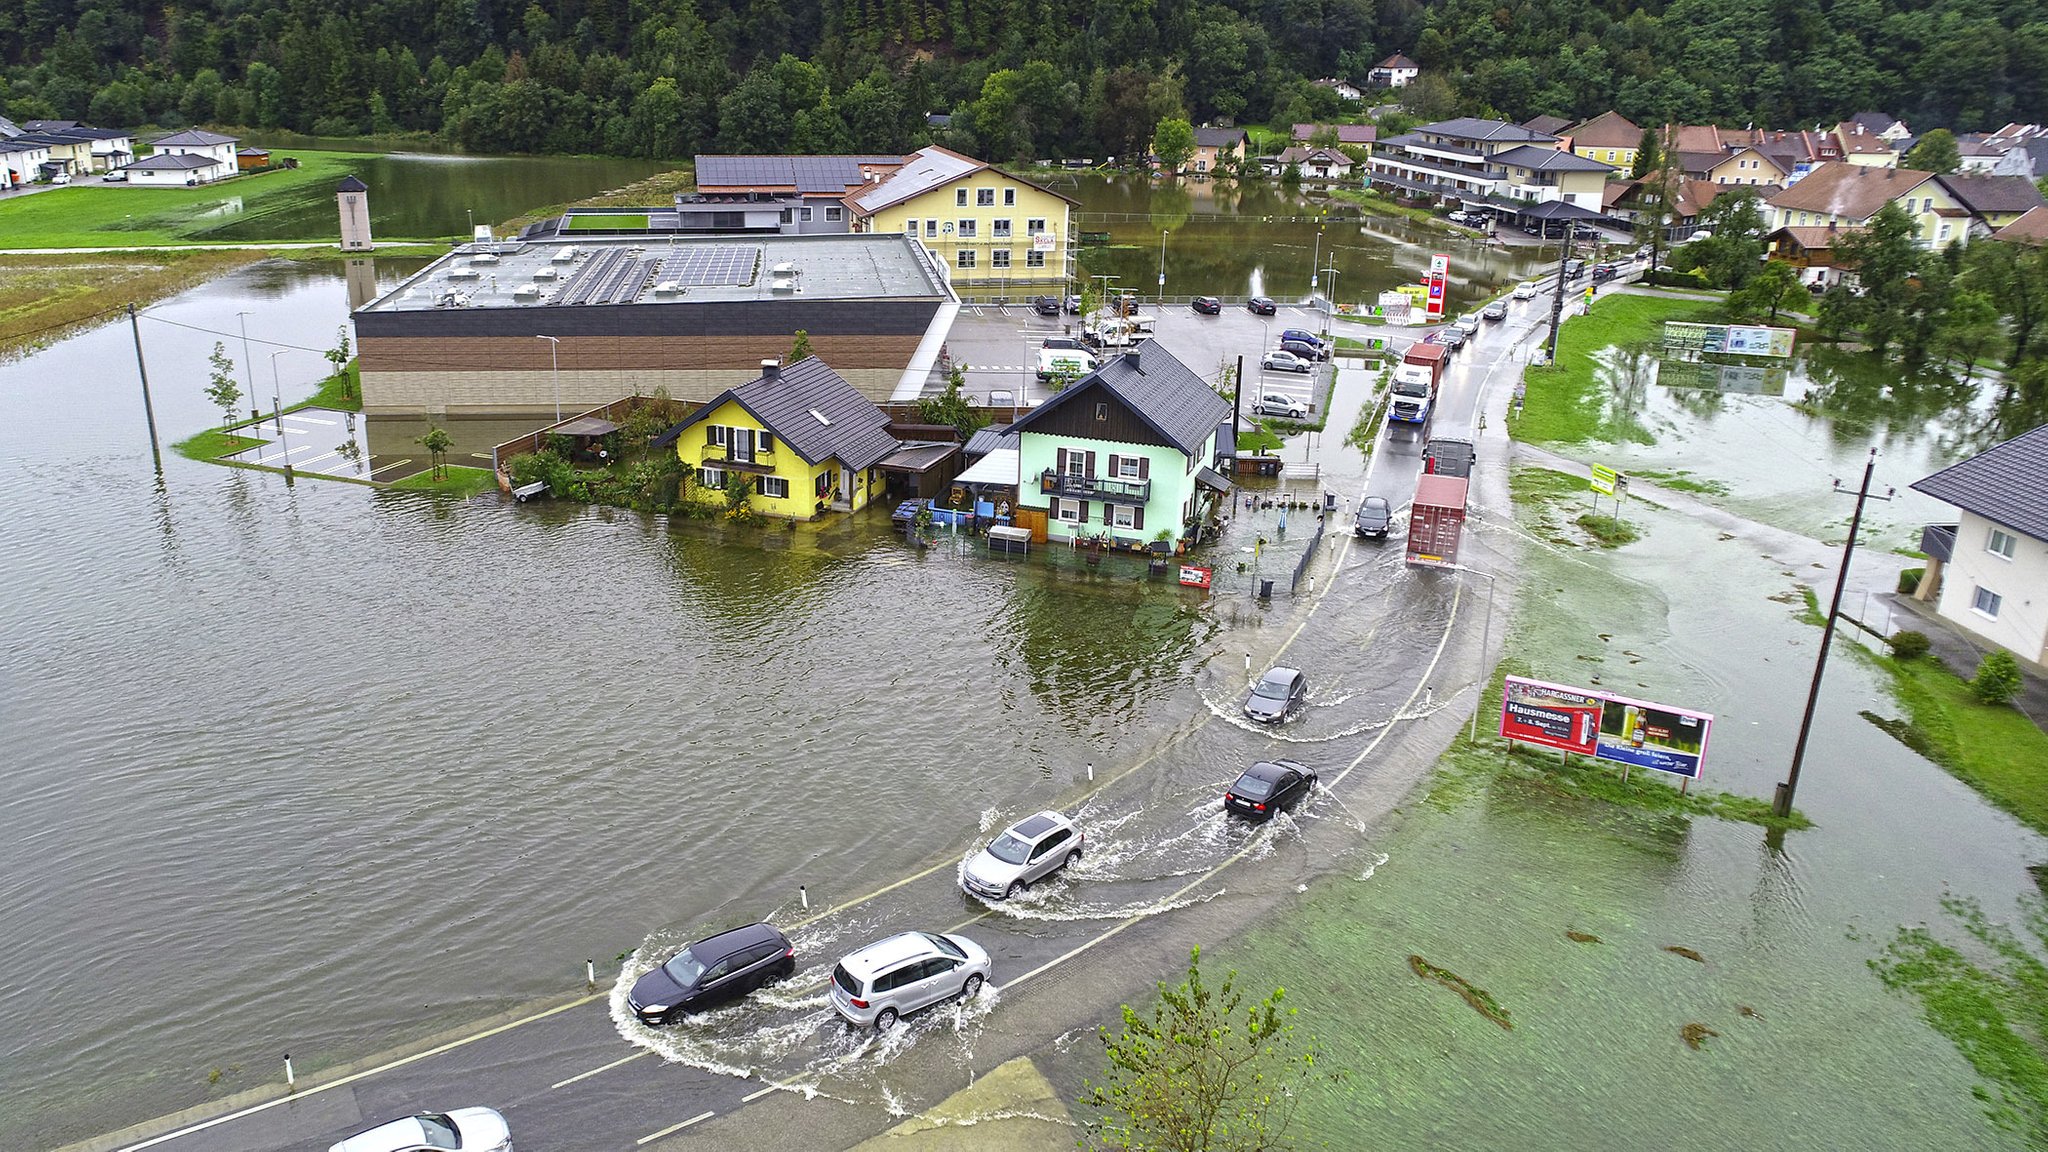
585 959 595 988
284 1054 295 1092
799 885 809 910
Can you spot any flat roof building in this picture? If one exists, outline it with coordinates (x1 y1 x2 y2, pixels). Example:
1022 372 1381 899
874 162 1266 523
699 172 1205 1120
353 232 958 416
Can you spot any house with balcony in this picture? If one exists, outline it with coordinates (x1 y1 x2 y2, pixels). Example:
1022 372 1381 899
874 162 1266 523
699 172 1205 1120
0 138 51 187
1564 110 1641 171
1008 342 1232 548
653 356 899 520
1367 55 1420 88
124 129 239 185
844 144 1077 289
1192 128 1249 174
13 123 133 174
1368 118 1611 212
1764 162 1972 249
1910 422 2048 667
693 153 904 229
1936 172 2048 233
1267 146 1354 182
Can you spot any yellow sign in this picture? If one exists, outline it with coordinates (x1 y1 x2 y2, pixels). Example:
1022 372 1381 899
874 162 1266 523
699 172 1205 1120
1590 464 1620 496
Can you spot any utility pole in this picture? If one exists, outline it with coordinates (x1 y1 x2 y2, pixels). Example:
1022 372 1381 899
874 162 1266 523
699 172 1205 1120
1544 225 1574 361
237 310 259 421
1775 448 1894 819
127 303 161 472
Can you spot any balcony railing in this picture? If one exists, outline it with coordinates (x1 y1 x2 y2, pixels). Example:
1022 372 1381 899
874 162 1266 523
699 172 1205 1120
1039 468 1151 504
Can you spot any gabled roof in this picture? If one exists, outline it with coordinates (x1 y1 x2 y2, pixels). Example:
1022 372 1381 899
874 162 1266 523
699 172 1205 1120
1719 146 1788 176
1993 206 2048 245
1672 179 1731 218
1376 54 1419 70
1673 150 1727 175
1766 162 1934 220
1912 423 2048 544
1292 123 1376 144
963 424 1019 457
652 357 900 469
1194 127 1248 149
1416 118 1557 144
694 154 901 195
1495 144 1612 172
1936 172 2048 216
845 145 1078 216
1848 111 1903 136
124 153 220 170
0 116 21 138
1274 146 1351 166
1568 110 1641 149
1834 123 1895 155
151 129 238 147
23 120 77 132
1522 115 1573 137
1009 342 1231 458
1767 224 1861 251
336 175 368 193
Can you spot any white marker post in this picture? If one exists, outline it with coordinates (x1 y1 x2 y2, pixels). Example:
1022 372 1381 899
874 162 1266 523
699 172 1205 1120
799 885 809 910
284 1053 295 1091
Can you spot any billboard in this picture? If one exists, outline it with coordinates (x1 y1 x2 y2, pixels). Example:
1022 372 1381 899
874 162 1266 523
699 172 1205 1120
1661 322 1796 358
1498 676 1715 779
1499 676 1603 754
1425 254 1449 319
1590 463 1620 497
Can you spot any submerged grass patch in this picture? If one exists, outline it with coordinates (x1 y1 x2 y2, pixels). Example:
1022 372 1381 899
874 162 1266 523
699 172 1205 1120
1575 511 1640 548
387 465 499 498
0 250 265 358
1408 955 1512 1029
172 427 267 462
1632 468 1730 497
1863 652 2048 836
1508 294 1717 446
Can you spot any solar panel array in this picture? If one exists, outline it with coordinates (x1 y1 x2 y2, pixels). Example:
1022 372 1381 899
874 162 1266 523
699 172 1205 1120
655 245 758 287
556 247 655 306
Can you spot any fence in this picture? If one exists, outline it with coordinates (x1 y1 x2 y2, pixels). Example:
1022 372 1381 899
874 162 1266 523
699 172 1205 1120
1290 510 1327 594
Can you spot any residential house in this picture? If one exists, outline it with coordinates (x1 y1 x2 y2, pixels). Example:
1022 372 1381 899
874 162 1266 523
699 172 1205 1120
1935 173 2048 232
124 129 239 185
1370 118 1611 210
1763 224 1859 287
1834 121 1899 167
1993 206 2048 245
844 145 1078 287
1703 146 1789 188
1956 138 2035 178
1191 128 1249 174
1008 342 1232 548
14 124 133 174
654 357 899 520
1522 115 1573 138
1312 78 1364 101
694 154 904 232
1846 111 1913 144
1910 422 2048 666
1752 129 1837 185
1368 55 1420 88
1291 124 1377 151
1565 110 1642 171
1764 162 1971 248
1268 146 1354 181
0 138 52 187
0 116 20 138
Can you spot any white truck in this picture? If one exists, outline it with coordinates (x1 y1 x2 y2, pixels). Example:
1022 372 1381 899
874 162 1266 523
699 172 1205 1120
1038 346 1099 381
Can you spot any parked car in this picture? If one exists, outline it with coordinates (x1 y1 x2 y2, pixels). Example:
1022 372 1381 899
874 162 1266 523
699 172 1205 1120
628 923 795 1025
1279 338 1325 362
1191 295 1223 315
1354 495 1395 539
1254 392 1309 419
1522 222 1564 238
49 172 71 186
1246 296 1277 316
1042 336 1084 351
1243 666 1307 724
1064 294 1082 314
1031 295 1061 316
1481 300 1507 321
829 931 991 1029
961 811 1083 900
1223 759 1318 821
1260 350 1313 374
1278 329 1330 359
102 170 127 182
1512 282 1539 301
329 1108 511 1152
1574 224 1602 240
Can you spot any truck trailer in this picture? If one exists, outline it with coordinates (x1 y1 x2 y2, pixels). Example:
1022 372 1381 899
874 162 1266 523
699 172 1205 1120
1405 473 1468 568
1389 342 1449 425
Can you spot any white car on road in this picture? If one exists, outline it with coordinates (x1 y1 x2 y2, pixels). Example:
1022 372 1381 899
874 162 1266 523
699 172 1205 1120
1512 282 1539 300
330 1108 511 1152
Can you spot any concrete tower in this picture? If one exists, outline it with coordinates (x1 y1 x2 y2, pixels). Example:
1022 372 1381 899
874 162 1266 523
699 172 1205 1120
336 175 373 251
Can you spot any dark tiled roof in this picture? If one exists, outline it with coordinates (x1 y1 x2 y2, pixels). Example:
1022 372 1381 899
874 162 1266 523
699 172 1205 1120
1377 54 1419 70
125 153 218 170
653 357 899 469
1568 110 1642 149
1936 173 2048 216
1493 144 1613 172
1010 342 1231 457
964 424 1019 456
336 175 368 192
1194 127 1247 148
150 129 237 147
1415 118 1557 144
1912 423 2048 543
1521 115 1573 137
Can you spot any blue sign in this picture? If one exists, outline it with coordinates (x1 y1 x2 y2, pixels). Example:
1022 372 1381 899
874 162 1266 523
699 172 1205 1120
1591 696 1713 780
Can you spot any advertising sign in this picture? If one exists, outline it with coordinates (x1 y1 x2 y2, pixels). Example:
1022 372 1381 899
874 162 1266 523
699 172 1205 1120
1590 463 1620 497
1031 232 1057 252
1661 322 1796 358
1592 693 1713 779
1429 254 1450 276
1499 676 1603 755
1425 255 1449 319
1178 565 1212 589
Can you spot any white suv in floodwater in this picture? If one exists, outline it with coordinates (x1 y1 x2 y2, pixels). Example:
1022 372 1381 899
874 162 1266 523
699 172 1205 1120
829 931 991 1029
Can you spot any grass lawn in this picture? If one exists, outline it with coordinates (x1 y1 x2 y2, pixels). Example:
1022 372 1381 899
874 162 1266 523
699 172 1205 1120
1327 187 1447 228
172 425 267 462
0 151 423 248
1508 293 1719 446
1870 652 2048 835
1237 425 1283 453
565 213 649 230
388 465 499 497
0 249 266 356
288 363 362 414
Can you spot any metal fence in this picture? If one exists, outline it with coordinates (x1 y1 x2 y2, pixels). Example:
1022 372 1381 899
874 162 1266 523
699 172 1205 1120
1290 512 1327 594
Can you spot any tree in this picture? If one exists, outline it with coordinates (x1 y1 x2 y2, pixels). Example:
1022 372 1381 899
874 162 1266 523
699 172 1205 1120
417 424 453 480
324 324 354 398
1630 126 1662 180
789 329 813 361
915 363 988 441
1673 192 1766 288
1083 947 1325 1152
1935 289 2003 377
203 342 242 429
1972 650 2023 705
1152 117 1196 174
1828 201 1928 358
1904 128 1961 175
1726 260 1807 323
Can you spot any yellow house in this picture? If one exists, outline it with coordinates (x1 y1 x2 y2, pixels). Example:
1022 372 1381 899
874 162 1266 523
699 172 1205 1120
1566 110 1642 171
1705 146 1788 188
656 357 900 520
844 145 1078 290
1766 162 1974 248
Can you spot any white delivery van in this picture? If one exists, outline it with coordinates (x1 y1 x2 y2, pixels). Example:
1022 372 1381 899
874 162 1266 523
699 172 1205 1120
1038 346 1099 381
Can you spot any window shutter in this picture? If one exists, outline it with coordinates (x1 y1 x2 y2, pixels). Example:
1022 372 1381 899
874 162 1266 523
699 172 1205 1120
705 425 717 445
1134 506 1145 530
1107 453 1120 477
761 432 775 452
1085 451 1096 477
1138 457 1149 480
1057 447 1069 477
1079 500 1090 523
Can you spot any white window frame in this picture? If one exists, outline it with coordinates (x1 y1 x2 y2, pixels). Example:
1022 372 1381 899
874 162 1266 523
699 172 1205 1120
1055 498 1081 523
991 249 1011 268
1115 456 1142 479
758 476 790 499
1003 188 1016 206
976 188 995 207
1026 250 1046 267
825 206 842 221
799 206 813 221
1112 504 1137 529
992 218 1012 237
957 250 976 268
925 219 938 237
700 466 726 488
956 188 968 206
1989 528 2017 559
1026 217 1047 234
1973 586 2003 618
955 219 976 238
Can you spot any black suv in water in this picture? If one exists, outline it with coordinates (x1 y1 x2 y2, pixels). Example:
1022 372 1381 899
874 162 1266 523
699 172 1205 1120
628 922 796 1024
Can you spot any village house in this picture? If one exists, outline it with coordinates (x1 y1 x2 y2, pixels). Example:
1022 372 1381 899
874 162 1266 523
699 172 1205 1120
844 145 1078 288
1367 55 1420 88
1911 422 2048 667
1312 78 1363 101
1994 206 2048 245
1267 146 1354 181
1291 124 1377 153
9 122 133 175
122 129 239 185
1369 117 1612 212
693 154 904 232
1936 172 2048 233
1834 120 1900 168
1191 128 1249 174
1564 110 1641 171
1763 162 1970 248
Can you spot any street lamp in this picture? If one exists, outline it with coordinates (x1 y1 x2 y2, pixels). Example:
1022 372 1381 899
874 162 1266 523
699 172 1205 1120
1319 263 1341 339
1449 565 1498 741
236 310 258 421
1158 229 1169 305
466 207 474 239
535 334 561 423
268 349 294 478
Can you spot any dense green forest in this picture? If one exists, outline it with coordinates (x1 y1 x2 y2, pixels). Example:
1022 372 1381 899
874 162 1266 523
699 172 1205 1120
3 0 2046 161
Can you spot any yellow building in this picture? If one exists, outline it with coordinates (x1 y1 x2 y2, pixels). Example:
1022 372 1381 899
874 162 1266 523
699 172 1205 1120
845 145 1078 292
1766 162 1974 248
655 357 900 520
1566 110 1642 171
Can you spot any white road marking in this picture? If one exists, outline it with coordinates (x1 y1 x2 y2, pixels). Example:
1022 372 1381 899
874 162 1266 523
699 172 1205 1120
550 1050 649 1090
742 1084 780 1102
284 414 339 426
369 457 415 478
638 1111 715 1144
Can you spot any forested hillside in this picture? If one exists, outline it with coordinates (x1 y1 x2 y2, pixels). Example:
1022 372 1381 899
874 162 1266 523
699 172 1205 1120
4 0 2045 160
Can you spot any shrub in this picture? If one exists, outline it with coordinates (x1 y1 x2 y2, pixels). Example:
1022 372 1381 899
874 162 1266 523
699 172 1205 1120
1897 567 1924 594
1971 650 2024 705
507 449 582 500
1887 630 1931 660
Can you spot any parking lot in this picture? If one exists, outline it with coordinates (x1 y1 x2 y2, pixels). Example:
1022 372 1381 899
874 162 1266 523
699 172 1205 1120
941 298 1351 420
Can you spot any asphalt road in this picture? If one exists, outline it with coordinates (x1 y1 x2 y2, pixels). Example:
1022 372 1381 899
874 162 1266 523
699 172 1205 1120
81 296 1559 1152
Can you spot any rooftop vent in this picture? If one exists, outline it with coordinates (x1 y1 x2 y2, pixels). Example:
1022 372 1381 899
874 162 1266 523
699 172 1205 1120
770 276 798 293
513 283 540 299
809 408 832 425
771 261 798 274
651 281 683 296
762 359 781 379
471 252 500 266
552 247 579 263
446 267 481 280
532 267 557 281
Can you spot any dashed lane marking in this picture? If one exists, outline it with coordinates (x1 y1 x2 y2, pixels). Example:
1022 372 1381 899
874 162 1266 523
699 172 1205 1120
638 1111 715 1144
742 1084 780 1102
551 1050 649 1090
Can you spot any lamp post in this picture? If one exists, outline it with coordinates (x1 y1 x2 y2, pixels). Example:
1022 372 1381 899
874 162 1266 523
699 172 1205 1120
535 334 561 423
268 349 293 479
1451 565 1498 742
236 310 258 421
465 207 474 239
1158 229 1169 305
1319 263 1341 340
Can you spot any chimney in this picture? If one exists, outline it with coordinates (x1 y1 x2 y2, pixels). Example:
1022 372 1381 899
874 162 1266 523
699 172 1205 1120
761 358 781 378
1126 343 1142 372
